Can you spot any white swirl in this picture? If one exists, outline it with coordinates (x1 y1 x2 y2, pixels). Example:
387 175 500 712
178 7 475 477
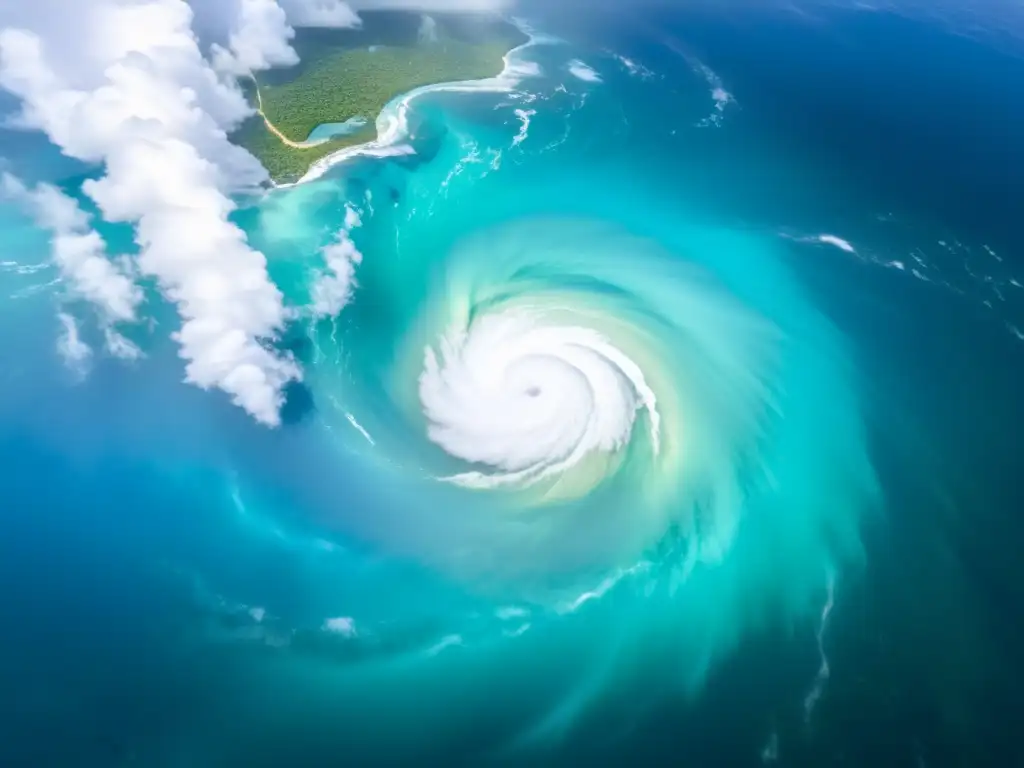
419 309 659 490
311 216 875 598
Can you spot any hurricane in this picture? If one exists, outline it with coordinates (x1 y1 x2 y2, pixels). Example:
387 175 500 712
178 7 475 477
5 0 1021 764
197 21 888 746
266 149 880 747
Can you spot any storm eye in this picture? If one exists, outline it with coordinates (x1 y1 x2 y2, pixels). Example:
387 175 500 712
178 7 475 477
525 386 541 397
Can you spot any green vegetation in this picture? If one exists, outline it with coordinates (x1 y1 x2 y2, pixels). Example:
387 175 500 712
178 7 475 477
234 20 527 184
233 111 376 185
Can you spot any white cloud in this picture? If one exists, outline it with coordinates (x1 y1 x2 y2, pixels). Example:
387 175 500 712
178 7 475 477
2 172 144 362
322 616 356 636
196 0 508 41
1 173 142 325
103 327 144 361
0 0 300 425
311 205 362 317
568 59 601 83
347 0 510 10
211 0 300 75
273 0 512 33
0 0 512 424
56 311 92 372
815 234 856 253
279 0 361 28
419 14 439 43
613 54 654 80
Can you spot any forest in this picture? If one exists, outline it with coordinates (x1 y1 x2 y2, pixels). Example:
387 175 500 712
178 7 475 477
234 17 527 183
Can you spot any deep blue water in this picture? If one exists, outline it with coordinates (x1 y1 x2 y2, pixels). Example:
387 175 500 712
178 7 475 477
1 4 1023 766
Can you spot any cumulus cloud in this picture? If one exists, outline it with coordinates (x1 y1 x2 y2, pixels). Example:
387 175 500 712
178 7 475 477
0 0 300 425
0 0 511 423
103 327 144 361
311 205 363 318
56 311 92 372
1 173 142 325
193 0 506 42
278 0 512 32
419 14 439 42
279 0 361 28
346 0 510 10
322 616 357 636
814 234 856 253
184 0 356 58
2 172 144 362
568 59 602 83
211 0 299 75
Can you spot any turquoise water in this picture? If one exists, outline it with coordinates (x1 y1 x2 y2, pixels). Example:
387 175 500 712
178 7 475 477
2 5 1024 766
305 116 369 142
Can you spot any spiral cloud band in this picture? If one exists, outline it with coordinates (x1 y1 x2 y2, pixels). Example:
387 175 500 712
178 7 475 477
207 149 887 748
420 304 661 492
309 210 877 608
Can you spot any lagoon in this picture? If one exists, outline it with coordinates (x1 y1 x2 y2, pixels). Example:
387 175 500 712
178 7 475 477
306 116 370 142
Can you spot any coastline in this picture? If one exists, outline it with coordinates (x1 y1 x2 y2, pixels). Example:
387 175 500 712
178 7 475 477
269 20 548 190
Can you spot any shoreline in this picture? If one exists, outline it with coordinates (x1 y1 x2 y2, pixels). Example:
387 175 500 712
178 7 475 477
269 19 548 190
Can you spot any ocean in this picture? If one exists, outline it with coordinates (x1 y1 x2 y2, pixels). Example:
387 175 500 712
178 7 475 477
1 3 1022 766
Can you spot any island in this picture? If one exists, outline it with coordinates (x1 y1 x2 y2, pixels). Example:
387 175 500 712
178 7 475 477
232 12 528 184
